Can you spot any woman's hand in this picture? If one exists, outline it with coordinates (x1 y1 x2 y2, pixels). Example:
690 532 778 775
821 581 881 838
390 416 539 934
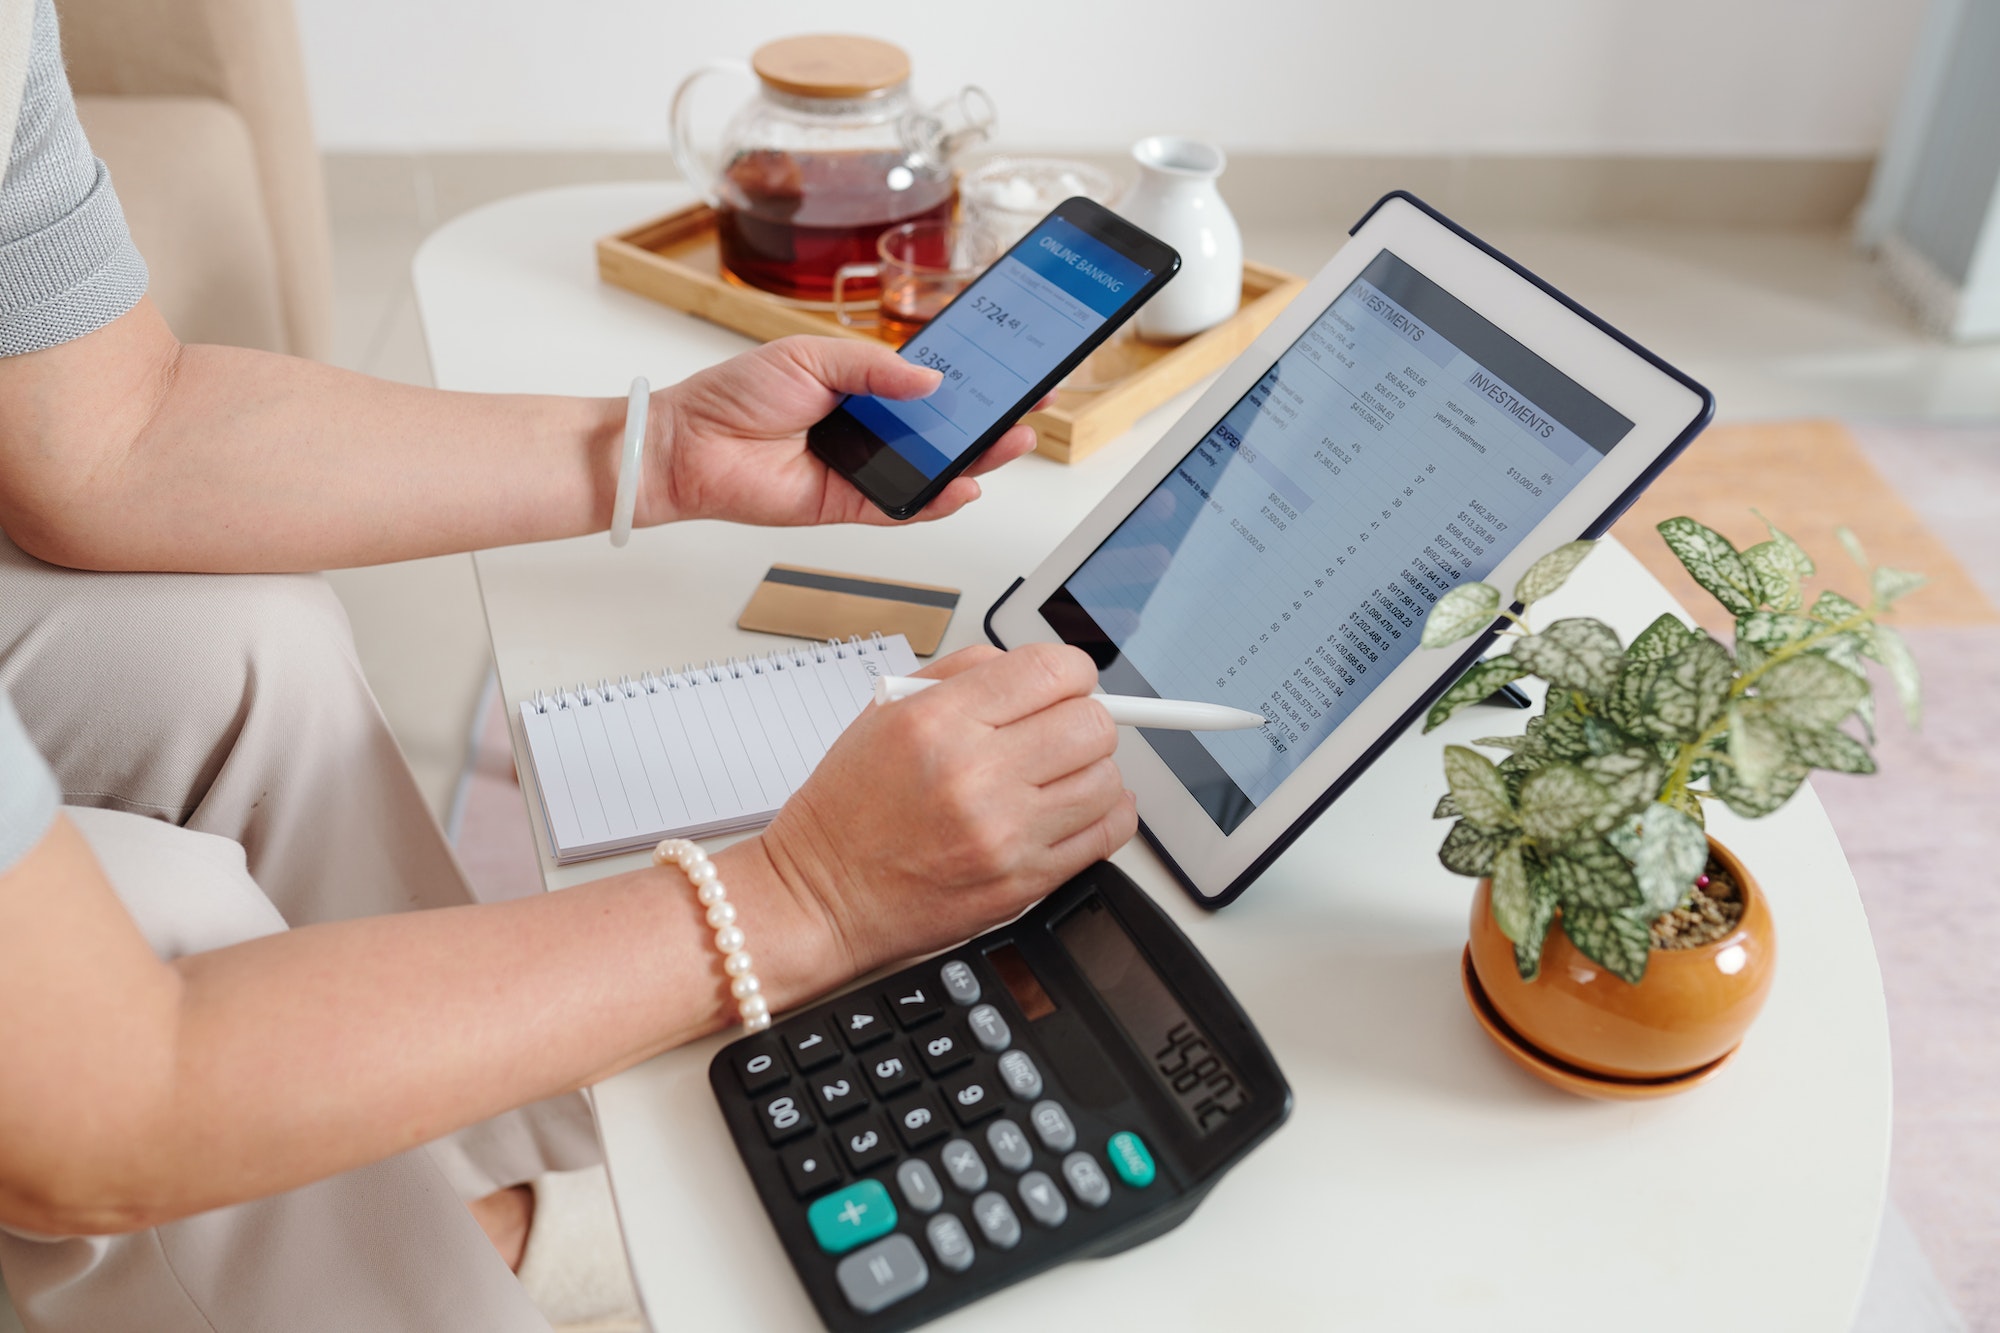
641 336 1042 528
732 643 1139 987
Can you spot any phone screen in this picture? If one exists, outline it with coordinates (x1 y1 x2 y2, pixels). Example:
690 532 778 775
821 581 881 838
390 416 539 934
812 201 1173 517
843 215 1156 477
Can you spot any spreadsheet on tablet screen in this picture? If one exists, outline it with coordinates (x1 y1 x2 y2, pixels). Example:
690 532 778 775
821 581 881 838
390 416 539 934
1041 249 1634 834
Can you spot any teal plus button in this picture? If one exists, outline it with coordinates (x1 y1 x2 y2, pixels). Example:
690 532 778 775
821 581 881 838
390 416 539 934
807 1179 898 1255
1106 1131 1155 1188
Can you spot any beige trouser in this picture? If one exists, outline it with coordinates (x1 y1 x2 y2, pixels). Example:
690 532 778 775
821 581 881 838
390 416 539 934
0 532 601 1332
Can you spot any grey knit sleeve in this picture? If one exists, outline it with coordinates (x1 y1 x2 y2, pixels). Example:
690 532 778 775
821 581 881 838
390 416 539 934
0 686 58 874
0 0 147 356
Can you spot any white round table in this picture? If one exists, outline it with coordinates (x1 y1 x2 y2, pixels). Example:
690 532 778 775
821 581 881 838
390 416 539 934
413 184 1890 1331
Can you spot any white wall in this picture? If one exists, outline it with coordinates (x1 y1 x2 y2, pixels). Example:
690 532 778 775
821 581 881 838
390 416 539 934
296 0 1928 157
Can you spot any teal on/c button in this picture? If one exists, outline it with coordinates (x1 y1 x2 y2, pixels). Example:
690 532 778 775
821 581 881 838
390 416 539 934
1107 1131 1156 1188
807 1180 898 1255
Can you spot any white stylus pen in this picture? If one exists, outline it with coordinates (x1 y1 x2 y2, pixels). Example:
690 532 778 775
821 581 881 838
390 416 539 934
872 675 1268 731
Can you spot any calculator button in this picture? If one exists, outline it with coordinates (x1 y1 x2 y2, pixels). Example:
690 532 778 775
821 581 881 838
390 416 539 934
985 1119 1033 1174
884 981 943 1029
1061 1151 1111 1209
939 1138 989 1194
784 1020 841 1072
925 1212 975 1273
833 997 893 1051
970 1191 1022 1250
939 960 981 1006
886 1089 949 1150
730 1037 789 1095
780 1137 844 1199
1107 1130 1157 1188
1017 1170 1068 1229
810 1067 868 1121
864 1044 920 1099
755 1091 814 1145
807 1179 898 1255
966 1004 1011 1052
834 1233 929 1315
917 1029 972 1076
941 1068 1002 1126
895 1158 944 1214
996 1049 1043 1101
837 1112 899 1175
1029 1100 1076 1153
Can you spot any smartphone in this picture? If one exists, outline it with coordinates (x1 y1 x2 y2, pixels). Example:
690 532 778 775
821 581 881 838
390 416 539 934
809 197 1181 520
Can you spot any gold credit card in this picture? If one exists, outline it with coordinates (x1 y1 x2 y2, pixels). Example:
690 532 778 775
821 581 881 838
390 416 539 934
738 564 961 657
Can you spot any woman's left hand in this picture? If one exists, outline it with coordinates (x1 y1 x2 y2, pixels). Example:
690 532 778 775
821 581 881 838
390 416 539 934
641 335 1043 528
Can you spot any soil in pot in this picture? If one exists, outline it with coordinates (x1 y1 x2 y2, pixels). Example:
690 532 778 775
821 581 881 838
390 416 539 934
1650 858 1744 951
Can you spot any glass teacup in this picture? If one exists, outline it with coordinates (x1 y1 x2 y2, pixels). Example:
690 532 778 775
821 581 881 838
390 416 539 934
833 220 1000 344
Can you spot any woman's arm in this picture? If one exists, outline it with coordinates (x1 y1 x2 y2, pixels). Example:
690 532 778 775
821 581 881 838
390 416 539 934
0 301 1035 572
0 643 1134 1236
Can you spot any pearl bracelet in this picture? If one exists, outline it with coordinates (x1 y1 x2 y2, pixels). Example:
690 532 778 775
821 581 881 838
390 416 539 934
653 838 769 1031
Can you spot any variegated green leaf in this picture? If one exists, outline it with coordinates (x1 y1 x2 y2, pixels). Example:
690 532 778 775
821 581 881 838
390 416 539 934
1424 656 1530 732
1513 540 1597 606
1627 612 1696 664
1439 820 1512 877
1657 517 1760 616
1560 903 1652 984
1537 837 1642 909
1743 540 1807 611
1626 634 1734 740
1529 708 1593 760
1472 734 1532 752
1580 747 1666 825
1736 610 1821 653
1513 880 1558 981
1872 566 1927 607
1810 588 1866 627
1632 802 1708 917
1443 745 1516 829
1514 762 1610 849
1433 792 1460 819
1755 511 1815 575
1837 525 1869 570
1755 652 1869 730
1512 617 1626 694
1868 622 1921 728
1422 581 1503 648
1709 752 1810 818
1581 715 1627 756
1489 843 1532 941
1728 702 1792 793
1784 724 1875 774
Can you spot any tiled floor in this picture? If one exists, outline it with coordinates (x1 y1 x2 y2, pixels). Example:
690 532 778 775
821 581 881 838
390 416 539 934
320 166 2000 1329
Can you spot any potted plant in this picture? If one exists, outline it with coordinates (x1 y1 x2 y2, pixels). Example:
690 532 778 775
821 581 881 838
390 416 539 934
1420 516 1922 1096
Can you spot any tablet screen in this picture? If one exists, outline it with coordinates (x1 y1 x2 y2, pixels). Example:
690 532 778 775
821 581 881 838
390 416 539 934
1039 249 1634 834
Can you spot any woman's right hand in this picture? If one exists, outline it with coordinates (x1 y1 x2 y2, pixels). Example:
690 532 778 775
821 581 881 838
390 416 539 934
730 643 1138 994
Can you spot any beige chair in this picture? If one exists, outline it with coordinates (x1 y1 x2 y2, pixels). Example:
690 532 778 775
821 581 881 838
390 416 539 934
56 0 333 359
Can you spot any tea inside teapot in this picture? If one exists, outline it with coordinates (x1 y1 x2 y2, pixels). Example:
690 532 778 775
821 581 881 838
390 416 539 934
717 148 956 303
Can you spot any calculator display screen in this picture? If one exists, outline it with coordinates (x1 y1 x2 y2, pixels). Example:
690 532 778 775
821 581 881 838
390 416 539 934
1055 897 1251 1135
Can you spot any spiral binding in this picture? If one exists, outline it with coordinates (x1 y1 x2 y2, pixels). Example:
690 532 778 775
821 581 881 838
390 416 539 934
528 633 889 714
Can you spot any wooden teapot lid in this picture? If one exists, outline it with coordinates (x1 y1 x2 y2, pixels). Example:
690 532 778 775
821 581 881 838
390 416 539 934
752 35 910 99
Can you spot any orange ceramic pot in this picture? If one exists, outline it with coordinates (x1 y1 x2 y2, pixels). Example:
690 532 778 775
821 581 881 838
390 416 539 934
1466 838 1776 1082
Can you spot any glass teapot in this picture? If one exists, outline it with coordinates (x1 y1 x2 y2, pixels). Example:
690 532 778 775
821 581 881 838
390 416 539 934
669 35 994 302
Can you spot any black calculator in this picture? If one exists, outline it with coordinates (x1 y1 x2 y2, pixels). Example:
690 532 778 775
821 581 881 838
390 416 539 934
709 861 1291 1331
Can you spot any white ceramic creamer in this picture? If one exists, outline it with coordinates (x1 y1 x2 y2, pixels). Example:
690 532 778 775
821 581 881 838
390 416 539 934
1118 136 1243 342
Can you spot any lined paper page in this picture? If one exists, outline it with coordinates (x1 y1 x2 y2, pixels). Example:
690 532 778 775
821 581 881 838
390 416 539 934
518 636 920 863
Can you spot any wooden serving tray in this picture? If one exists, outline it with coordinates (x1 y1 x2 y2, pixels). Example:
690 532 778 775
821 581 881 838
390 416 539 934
596 203 1307 464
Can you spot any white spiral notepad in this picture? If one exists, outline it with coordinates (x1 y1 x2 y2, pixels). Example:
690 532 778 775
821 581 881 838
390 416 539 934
518 634 920 864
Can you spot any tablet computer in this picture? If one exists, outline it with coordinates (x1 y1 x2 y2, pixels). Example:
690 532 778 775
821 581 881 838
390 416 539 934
986 192 1714 908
